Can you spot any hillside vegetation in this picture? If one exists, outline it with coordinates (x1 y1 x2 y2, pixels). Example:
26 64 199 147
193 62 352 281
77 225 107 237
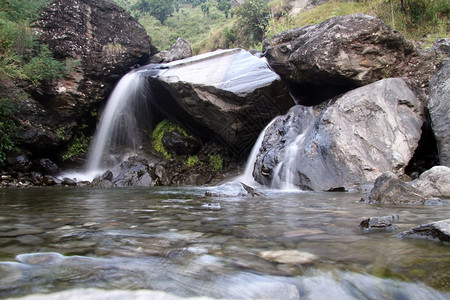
113 0 449 54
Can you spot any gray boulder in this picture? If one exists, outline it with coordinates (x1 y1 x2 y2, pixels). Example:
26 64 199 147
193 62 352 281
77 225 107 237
367 172 425 205
254 78 424 191
151 37 193 63
263 14 434 105
398 219 450 242
360 215 399 233
411 166 450 199
428 60 450 166
154 49 294 157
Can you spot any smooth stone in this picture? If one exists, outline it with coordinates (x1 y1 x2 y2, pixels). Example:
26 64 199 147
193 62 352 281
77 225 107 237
258 249 318 264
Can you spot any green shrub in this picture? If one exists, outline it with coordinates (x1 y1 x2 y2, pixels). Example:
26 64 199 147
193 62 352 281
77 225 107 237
209 153 223 171
152 119 190 159
62 136 91 161
186 155 201 167
0 99 18 164
0 0 74 85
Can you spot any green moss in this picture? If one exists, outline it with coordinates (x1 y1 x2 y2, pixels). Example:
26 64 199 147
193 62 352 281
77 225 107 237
209 153 223 171
152 119 190 159
186 155 201 167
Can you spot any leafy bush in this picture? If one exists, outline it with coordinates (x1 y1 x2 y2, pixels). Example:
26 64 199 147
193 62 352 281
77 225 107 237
152 119 190 159
62 136 91 161
0 0 72 85
266 0 449 47
209 153 223 171
233 0 270 46
0 99 18 164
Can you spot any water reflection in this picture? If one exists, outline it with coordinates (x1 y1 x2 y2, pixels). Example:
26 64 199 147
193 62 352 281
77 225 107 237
0 187 449 299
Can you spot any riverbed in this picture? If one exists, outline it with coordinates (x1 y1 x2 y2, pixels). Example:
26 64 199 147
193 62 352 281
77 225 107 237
0 187 449 299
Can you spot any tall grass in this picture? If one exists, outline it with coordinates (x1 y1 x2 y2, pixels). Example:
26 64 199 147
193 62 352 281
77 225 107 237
266 0 449 47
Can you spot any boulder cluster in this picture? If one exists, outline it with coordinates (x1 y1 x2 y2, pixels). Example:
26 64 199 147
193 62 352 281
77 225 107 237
1 1 449 201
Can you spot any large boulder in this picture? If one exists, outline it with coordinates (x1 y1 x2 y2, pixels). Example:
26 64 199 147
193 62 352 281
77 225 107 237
411 166 450 199
253 78 425 191
14 0 156 157
428 60 450 166
398 219 450 242
150 37 193 63
151 49 294 157
263 14 434 105
367 172 425 206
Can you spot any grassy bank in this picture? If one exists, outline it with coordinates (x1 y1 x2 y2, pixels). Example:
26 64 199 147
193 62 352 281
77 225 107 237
266 0 449 47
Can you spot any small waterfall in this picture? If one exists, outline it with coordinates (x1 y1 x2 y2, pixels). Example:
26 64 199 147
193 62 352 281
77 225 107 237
238 117 279 186
85 69 154 177
270 106 316 191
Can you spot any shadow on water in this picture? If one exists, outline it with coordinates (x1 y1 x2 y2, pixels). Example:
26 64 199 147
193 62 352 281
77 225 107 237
0 187 449 299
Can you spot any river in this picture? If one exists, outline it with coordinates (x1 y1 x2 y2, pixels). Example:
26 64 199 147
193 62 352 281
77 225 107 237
0 187 449 299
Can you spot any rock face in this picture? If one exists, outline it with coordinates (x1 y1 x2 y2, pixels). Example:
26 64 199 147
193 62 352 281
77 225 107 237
367 172 425 205
398 219 450 242
253 78 424 191
263 14 433 105
151 37 193 63
15 0 156 159
152 49 294 157
411 166 450 199
428 61 450 166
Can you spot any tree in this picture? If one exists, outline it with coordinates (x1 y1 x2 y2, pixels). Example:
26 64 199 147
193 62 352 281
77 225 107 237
234 0 269 45
200 2 210 17
217 0 231 18
133 0 174 24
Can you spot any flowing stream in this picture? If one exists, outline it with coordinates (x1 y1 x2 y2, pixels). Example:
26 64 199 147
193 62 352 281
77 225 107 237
0 187 449 299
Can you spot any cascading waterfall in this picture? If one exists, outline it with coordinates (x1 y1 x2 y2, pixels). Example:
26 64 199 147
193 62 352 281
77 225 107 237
270 106 316 190
84 68 155 178
238 117 279 186
239 106 317 191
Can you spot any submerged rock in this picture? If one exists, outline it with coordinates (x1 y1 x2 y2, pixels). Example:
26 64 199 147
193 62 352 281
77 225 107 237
360 215 399 233
263 14 433 105
7 288 220 300
205 181 262 197
254 78 424 191
398 219 450 242
153 49 294 157
258 250 318 264
428 61 450 166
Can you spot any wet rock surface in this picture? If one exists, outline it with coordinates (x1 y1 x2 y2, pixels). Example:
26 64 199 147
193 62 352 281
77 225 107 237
366 172 425 205
3 0 156 173
428 60 450 166
162 130 201 155
360 215 399 233
258 250 318 264
411 166 450 199
205 181 263 197
153 49 294 157
254 78 424 191
263 14 434 105
398 219 450 242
